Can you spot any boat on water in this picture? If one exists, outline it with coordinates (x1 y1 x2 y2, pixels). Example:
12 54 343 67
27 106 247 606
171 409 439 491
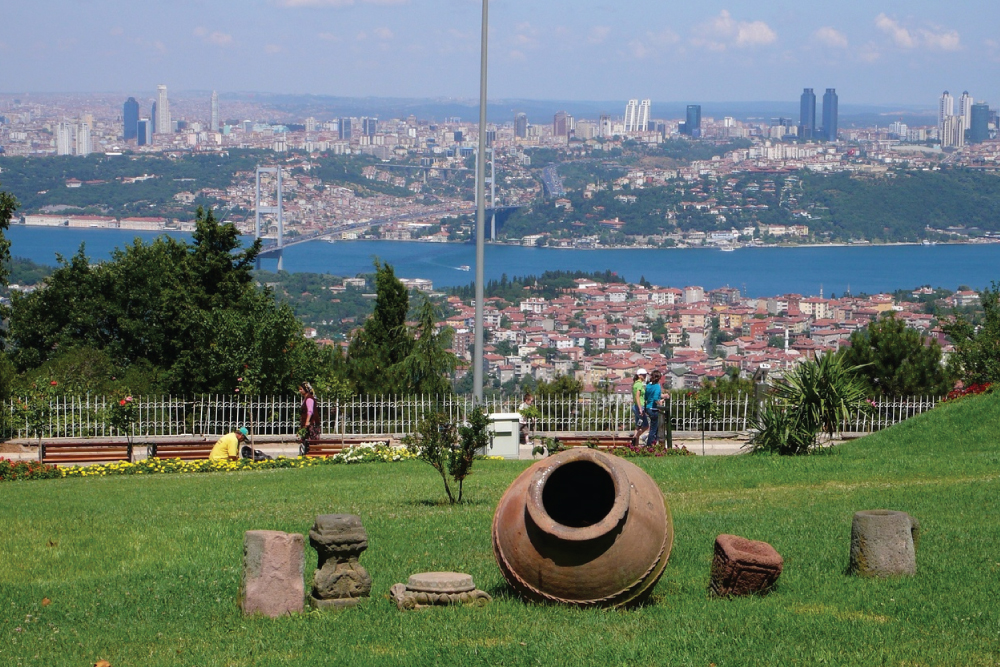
720 245 736 252
457 265 471 271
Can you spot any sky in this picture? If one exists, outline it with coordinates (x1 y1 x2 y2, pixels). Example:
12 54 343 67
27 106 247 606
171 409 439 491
1 0 998 106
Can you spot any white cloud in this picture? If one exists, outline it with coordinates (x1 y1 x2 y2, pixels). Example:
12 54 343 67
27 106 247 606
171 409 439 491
814 27 848 49
626 29 680 59
318 32 340 41
265 44 283 54
373 27 394 40
588 26 611 45
194 27 233 46
692 11 776 51
874 14 961 51
110 26 124 37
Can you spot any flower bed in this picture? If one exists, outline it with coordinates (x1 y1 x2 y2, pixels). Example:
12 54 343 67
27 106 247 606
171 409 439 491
0 442 419 483
942 383 993 403
610 443 694 458
0 459 63 482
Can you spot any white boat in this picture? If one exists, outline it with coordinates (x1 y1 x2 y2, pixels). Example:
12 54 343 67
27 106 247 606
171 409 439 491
457 265 471 271
720 246 736 252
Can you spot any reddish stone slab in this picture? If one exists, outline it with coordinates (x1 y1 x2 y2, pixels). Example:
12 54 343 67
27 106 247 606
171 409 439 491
710 534 783 597
241 530 305 617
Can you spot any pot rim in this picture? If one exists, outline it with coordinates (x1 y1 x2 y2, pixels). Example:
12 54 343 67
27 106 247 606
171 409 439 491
525 448 631 542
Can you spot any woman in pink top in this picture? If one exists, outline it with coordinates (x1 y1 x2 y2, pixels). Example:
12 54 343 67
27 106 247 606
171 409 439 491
298 381 321 455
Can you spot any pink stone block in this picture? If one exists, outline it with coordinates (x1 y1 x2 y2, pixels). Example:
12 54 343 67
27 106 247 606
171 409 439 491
241 530 305 617
710 534 783 597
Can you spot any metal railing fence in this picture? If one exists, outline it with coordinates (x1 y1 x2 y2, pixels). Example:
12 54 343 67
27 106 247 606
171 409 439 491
2 392 941 441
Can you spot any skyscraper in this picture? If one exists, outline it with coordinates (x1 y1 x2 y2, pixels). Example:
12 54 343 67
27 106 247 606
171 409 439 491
514 112 528 139
55 123 74 156
799 88 816 140
684 105 702 137
939 91 954 133
77 124 92 156
969 102 991 143
362 117 378 138
210 91 220 133
151 102 157 135
123 97 139 141
822 88 838 141
553 111 570 137
959 91 973 128
137 119 152 146
624 99 650 133
338 117 352 140
155 85 171 135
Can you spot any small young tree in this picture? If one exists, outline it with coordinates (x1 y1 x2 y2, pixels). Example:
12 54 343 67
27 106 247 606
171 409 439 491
405 408 490 504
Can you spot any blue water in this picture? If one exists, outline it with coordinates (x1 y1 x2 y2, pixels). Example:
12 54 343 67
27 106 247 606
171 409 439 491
6 226 1000 297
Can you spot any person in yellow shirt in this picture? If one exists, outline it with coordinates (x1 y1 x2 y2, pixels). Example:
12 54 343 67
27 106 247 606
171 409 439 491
210 427 249 462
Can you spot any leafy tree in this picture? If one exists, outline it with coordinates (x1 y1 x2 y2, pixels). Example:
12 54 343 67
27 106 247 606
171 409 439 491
942 282 1000 386
346 260 412 393
7 208 330 395
0 183 19 350
839 313 952 396
536 374 583 397
393 299 458 395
404 408 489 504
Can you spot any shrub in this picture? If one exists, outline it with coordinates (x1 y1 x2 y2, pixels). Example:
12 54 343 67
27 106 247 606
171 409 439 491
404 408 489 503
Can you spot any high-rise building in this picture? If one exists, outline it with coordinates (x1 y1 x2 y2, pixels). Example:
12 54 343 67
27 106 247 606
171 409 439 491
683 105 702 137
969 102 991 143
799 88 816 140
305 117 317 134
939 91 954 133
959 91 973 128
514 112 528 139
210 91 220 133
151 102 157 135
137 119 152 146
599 114 612 138
822 88 838 141
362 117 378 137
553 111 570 137
123 97 139 141
77 124 92 156
55 123 73 155
624 99 650 133
155 85 171 135
941 114 965 148
338 117 352 140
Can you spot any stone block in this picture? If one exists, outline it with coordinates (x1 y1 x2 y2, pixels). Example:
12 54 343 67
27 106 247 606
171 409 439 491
241 530 305 617
710 534 783 596
849 510 919 577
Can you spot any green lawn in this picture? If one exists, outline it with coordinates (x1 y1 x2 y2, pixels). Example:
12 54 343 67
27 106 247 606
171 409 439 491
2 393 999 666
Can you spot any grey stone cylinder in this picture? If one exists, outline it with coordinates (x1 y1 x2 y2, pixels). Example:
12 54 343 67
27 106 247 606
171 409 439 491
849 510 920 577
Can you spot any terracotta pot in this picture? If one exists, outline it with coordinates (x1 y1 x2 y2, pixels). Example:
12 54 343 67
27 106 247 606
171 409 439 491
492 448 673 607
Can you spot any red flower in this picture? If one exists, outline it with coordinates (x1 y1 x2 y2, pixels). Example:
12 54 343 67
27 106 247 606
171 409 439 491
119 400 126 406
50 381 58 386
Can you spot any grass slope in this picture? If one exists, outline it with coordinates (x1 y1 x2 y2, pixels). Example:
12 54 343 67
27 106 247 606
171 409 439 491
2 393 999 666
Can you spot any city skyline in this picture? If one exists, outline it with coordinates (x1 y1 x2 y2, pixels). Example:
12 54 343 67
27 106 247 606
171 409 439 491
1 1 998 105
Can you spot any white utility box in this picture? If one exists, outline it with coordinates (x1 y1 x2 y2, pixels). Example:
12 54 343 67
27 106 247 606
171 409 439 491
486 412 521 459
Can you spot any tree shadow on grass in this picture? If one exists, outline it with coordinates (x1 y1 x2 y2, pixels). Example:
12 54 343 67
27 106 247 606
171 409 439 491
405 498 494 507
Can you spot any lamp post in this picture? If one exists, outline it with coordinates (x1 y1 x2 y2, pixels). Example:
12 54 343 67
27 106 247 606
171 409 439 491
473 0 488 402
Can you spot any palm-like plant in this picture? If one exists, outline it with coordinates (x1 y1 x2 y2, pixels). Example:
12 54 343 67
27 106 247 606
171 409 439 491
749 354 871 454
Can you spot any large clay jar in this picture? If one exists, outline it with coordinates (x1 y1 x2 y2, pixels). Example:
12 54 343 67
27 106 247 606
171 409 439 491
492 448 672 608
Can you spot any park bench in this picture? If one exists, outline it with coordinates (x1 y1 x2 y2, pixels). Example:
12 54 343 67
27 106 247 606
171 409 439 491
40 442 133 465
549 434 634 450
303 436 393 458
146 439 217 461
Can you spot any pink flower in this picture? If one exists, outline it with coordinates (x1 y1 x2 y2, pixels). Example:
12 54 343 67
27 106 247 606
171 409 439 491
235 388 241 393
237 377 243 382
125 396 133 403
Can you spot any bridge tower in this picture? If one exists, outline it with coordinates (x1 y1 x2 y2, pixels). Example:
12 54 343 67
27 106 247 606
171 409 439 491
254 166 284 270
475 148 497 239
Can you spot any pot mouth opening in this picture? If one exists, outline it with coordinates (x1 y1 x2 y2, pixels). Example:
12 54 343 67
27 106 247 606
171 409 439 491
541 460 616 528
